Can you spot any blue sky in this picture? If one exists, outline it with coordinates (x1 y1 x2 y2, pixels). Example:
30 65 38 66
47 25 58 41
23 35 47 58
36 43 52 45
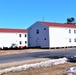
0 0 76 29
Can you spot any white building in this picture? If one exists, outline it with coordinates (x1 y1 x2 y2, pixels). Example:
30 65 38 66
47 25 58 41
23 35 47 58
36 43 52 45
28 21 76 48
0 28 28 49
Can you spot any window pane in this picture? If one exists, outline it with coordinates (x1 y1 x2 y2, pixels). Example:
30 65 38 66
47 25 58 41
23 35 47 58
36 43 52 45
25 34 26 37
19 34 21 37
44 38 46 40
25 41 27 44
69 29 71 33
69 38 71 42
36 29 39 34
44 28 46 30
74 30 76 33
74 38 76 42
20 41 22 44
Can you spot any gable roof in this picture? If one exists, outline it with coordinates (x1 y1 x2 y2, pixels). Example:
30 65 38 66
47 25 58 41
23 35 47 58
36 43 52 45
0 28 27 33
40 22 76 28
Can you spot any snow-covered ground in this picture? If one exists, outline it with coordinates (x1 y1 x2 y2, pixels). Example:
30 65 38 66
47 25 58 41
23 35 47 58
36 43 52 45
0 58 67 75
65 66 76 75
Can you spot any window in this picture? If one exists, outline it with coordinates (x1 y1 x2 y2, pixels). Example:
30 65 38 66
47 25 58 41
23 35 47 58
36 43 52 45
36 29 39 34
25 34 26 37
44 28 46 30
44 38 46 40
19 34 21 37
69 38 71 42
20 41 22 44
74 30 76 33
25 41 27 44
69 29 71 33
74 38 76 42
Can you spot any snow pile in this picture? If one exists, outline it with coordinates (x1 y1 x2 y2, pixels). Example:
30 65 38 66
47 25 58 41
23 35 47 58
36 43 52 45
64 66 76 75
0 57 67 75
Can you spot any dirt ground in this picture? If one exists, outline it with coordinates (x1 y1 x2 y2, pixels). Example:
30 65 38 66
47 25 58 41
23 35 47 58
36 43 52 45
0 48 74 55
0 48 76 75
0 49 50 55
2 62 76 75
0 58 50 69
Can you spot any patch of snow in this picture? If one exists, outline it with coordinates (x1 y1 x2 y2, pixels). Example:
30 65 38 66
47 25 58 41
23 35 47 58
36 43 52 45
65 66 76 75
0 57 67 75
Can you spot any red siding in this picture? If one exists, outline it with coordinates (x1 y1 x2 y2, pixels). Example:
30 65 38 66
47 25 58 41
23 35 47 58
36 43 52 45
0 28 27 33
41 22 76 28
